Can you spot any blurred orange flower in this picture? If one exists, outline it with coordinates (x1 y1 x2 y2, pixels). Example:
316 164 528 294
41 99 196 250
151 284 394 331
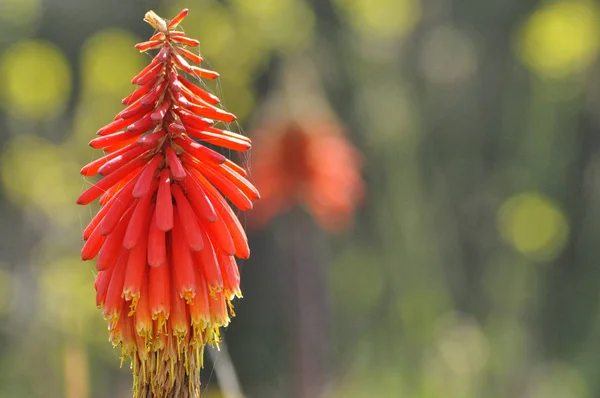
250 121 364 232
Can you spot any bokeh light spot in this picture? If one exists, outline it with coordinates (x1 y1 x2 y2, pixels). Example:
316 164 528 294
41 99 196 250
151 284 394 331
1 135 82 226
0 40 71 119
0 0 41 26
517 0 600 79
334 0 420 40
497 192 569 261
81 29 146 98
231 0 315 52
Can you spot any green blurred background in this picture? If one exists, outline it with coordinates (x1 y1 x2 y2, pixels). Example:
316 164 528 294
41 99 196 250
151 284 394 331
1 0 600 397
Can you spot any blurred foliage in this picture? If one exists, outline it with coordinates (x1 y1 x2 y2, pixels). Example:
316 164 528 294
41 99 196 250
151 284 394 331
0 0 600 397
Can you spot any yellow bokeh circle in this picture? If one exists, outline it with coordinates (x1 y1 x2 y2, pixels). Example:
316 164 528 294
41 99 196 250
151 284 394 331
497 192 569 261
81 29 146 97
334 0 420 40
517 0 600 79
0 0 41 26
0 40 71 119
0 135 82 226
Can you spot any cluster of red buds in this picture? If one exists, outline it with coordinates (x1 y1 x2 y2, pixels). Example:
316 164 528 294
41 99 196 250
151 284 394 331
77 9 259 397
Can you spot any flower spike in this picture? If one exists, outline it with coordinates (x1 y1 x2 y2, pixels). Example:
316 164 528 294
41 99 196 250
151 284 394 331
77 9 259 397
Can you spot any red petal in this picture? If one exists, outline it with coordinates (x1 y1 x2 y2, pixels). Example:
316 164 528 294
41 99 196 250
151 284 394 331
165 146 186 180
149 32 165 41
95 268 114 308
96 205 134 271
98 167 140 205
185 156 252 211
89 130 142 149
104 135 140 153
151 99 171 122
192 169 250 259
217 163 260 200
219 253 241 299
134 274 152 338
77 158 145 205
140 81 168 106
208 290 228 326
81 144 131 176
126 111 158 135
135 40 163 52
170 216 196 302
172 184 204 251
123 178 158 249
122 74 161 105
155 169 174 231
169 284 189 338
97 144 150 176
138 129 166 148
189 269 210 327
116 101 154 121
148 207 167 267
176 109 215 130
97 116 135 137
122 213 150 308
170 35 199 47
224 158 248 177
82 223 107 260
180 172 217 222
149 254 170 328
98 176 137 235
103 251 129 323
193 228 222 293
167 9 189 29
132 154 163 198
175 136 225 165
132 60 165 85
175 46 203 64
177 75 220 104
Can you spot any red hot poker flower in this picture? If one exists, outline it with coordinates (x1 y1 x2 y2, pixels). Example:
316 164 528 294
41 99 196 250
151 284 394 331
77 9 259 397
250 121 364 232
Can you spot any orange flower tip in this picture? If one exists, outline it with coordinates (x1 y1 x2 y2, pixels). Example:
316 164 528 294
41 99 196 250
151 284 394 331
135 40 162 52
123 290 139 306
76 194 90 206
167 9 189 29
144 10 168 34
152 312 169 330
136 323 152 339
170 35 200 47
80 164 91 175
199 69 219 80
238 250 251 260
104 310 120 325
149 32 165 41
